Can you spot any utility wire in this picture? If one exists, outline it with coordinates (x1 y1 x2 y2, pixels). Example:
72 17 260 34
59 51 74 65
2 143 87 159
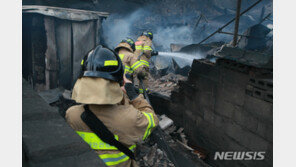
197 0 263 45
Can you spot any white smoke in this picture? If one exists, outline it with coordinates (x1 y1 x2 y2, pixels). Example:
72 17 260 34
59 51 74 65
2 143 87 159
101 1 272 51
154 26 194 51
102 7 196 51
102 8 149 49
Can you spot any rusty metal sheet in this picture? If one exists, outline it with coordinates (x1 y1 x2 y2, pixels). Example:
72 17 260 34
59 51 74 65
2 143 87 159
23 5 109 21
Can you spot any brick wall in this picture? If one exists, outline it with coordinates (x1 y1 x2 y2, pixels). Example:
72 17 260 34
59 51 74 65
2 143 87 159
152 59 273 167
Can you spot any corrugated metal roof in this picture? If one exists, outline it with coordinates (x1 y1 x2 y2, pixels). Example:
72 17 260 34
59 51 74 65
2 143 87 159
22 5 109 21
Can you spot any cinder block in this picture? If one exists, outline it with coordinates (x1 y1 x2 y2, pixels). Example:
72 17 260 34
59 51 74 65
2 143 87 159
243 95 273 123
199 91 215 111
193 117 247 152
197 76 217 93
215 100 239 119
257 122 273 142
224 122 270 151
189 60 219 82
233 109 259 133
203 109 215 124
249 78 273 91
263 91 273 103
220 67 250 86
216 82 246 106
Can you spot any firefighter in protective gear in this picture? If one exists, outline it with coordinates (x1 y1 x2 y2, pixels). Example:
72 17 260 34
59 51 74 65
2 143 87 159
114 38 136 80
131 31 156 94
65 45 159 167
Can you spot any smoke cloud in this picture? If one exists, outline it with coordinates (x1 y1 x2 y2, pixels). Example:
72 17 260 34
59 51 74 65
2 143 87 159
101 0 272 51
102 8 150 50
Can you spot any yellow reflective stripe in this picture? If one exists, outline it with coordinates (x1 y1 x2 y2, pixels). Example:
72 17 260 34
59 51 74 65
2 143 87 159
135 45 143 50
99 145 136 166
119 54 124 60
131 60 149 71
104 60 118 66
131 61 142 71
81 59 84 65
138 88 148 94
143 46 152 51
124 66 133 74
76 131 119 150
142 112 156 140
140 60 149 67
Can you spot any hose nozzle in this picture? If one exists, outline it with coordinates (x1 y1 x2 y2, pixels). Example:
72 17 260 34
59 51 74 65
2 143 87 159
151 50 159 56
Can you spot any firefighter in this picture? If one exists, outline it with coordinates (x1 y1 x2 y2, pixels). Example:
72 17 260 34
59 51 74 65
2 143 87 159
65 45 159 167
114 38 136 80
131 31 158 94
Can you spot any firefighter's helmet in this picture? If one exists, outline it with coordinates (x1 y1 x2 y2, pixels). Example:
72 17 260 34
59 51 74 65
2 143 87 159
79 45 124 86
121 38 135 51
141 31 153 40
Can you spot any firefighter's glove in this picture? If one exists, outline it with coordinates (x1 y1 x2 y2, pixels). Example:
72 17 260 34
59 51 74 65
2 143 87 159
137 72 146 80
124 83 139 100
125 74 132 80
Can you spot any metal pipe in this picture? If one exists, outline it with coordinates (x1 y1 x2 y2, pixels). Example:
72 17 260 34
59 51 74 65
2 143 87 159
218 31 253 38
259 13 272 24
233 0 242 46
197 0 263 45
194 14 203 30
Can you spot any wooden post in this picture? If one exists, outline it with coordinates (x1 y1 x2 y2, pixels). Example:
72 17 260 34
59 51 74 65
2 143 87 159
233 0 242 47
44 17 58 89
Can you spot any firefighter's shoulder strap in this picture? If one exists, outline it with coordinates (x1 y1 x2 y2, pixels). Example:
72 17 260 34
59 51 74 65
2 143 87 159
80 105 135 160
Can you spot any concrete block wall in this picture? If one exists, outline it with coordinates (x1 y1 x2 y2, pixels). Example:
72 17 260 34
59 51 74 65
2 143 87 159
154 59 273 167
22 78 106 167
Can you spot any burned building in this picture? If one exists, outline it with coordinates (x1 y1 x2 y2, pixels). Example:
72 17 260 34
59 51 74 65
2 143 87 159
150 45 273 167
22 5 108 91
22 1 273 167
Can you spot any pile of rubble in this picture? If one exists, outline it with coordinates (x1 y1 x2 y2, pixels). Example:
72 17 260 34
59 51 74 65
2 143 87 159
135 115 208 167
148 73 187 97
136 143 175 167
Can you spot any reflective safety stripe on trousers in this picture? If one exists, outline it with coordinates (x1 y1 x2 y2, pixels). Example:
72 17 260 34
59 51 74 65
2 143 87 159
131 60 149 71
99 145 136 166
76 131 136 166
76 131 120 150
142 112 156 140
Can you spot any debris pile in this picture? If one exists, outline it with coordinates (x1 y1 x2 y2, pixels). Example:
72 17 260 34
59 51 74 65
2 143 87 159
148 73 187 96
136 144 175 167
135 115 209 167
